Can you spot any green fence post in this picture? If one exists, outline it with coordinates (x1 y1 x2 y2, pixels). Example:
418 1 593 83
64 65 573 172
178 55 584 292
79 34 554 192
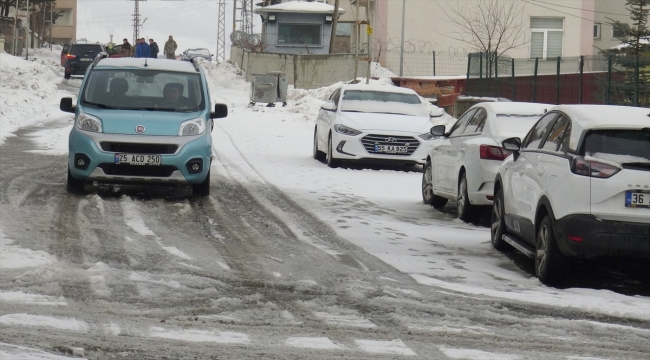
634 55 640 106
466 54 471 94
479 52 483 96
606 55 612 105
532 57 539 102
556 56 561 105
579 55 584 104
511 58 515 100
432 51 436 76
494 55 499 98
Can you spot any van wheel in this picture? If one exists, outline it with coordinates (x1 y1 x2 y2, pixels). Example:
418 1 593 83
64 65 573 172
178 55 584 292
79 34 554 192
422 160 447 208
457 173 478 222
192 170 210 197
490 190 510 250
535 215 569 285
66 168 85 194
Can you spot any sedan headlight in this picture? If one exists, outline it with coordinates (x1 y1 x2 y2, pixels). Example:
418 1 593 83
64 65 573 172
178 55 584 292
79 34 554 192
179 118 206 136
334 124 362 136
76 113 102 132
418 132 437 140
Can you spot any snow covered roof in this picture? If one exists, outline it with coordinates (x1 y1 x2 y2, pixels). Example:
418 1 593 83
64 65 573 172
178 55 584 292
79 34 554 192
95 58 198 73
477 101 550 116
254 1 345 14
550 105 650 150
338 83 419 95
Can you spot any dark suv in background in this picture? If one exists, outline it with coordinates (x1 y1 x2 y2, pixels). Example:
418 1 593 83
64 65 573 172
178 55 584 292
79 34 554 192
63 43 105 79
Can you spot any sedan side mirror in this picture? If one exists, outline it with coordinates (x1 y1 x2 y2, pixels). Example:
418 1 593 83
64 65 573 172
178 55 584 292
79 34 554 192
502 137 522 152
60 97 75 113
429 108 444 118
210 103 228 119
321 101 336 111
430 124 447 137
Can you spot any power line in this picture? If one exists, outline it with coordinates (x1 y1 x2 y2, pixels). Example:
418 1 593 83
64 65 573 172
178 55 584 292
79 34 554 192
528 0 629 17
519 0 597 23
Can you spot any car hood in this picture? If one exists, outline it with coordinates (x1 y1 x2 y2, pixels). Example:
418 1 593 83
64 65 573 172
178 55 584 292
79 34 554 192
338 112 433 134
83 108 204 136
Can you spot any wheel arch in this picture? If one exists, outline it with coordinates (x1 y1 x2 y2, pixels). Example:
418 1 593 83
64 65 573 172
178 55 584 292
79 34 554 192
535 196 556 235
494 173 503 196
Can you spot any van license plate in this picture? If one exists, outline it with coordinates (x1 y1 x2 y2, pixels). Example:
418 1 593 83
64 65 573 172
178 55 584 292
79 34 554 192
625 191 650 208
115 154 161 165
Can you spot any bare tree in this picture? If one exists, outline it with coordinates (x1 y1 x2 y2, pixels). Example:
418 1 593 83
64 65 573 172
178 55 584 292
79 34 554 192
443 0 527 77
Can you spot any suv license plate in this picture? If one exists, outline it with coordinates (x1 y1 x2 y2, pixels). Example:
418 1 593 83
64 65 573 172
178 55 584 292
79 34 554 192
80 58 93 62
625 191 650 208
375 145 408 154
115 154 161 166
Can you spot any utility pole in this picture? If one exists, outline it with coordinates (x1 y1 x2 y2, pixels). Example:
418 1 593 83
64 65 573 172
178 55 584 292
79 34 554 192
25 0 30 60
216 0 226 62
365 1 372 84
399 0 405 77
132 0 146 45
12 0 18 55
49 1 53 50
352 0 360 81
329 0 340 54
233 0 254 34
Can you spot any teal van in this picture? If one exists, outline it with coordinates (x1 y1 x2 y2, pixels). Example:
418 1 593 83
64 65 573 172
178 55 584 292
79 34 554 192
60 57 227 196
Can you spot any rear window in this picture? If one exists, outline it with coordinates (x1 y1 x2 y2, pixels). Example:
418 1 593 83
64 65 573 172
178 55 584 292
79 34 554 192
493 115 542 135
584 129 650 163
70 45 103 55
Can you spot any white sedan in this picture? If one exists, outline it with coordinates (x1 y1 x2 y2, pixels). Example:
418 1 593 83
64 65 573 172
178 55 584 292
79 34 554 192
422 101 549 222
313 84 443 168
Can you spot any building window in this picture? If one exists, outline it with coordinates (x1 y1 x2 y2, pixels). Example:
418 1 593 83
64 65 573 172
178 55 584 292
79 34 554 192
530 17 564 60
277 23 322 46
612 23 627 38
594 23 601 39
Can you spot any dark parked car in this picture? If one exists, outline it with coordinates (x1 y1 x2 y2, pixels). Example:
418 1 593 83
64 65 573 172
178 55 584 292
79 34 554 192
181 48 213 62
63 43 106 79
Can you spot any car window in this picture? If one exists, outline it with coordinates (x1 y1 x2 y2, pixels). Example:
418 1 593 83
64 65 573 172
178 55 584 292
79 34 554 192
450 108 477 137
584 129 650 162
540 115 570 152
70 45 103 55
329 89 341 107
522 112 558 149
463 108 487 134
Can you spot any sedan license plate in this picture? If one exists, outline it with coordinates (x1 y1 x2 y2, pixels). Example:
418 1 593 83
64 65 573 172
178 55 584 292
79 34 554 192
115 154 161 166
80 58 93 62
375 145 408 154
625 191 650 208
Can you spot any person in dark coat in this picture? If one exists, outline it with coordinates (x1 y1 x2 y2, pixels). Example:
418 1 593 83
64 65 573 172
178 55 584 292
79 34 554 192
134 38 150 58
149 39 159 59
121 38 132 57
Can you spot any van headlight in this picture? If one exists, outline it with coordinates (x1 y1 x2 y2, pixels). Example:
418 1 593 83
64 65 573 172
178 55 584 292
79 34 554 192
179 118 206 136
76 113 102 132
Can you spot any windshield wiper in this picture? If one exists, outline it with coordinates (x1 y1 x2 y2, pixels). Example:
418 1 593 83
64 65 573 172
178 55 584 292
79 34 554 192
82 101 116 109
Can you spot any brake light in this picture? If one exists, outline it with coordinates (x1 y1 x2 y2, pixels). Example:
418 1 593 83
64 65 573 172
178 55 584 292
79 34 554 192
66 54 76 59
571 157 620 178
568 236 583 243
479 145 512 161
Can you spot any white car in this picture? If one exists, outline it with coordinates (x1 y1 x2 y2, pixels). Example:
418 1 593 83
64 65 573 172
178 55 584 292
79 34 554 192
422 102 549 222
313 84 443 167
492 105 650 285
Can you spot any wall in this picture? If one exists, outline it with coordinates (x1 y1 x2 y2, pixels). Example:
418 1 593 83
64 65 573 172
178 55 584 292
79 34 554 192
263 12 332 54
593 0 629 52
231 45 368 89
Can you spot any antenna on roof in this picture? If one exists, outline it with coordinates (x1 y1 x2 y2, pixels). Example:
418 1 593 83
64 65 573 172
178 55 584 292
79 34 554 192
144 57 148 67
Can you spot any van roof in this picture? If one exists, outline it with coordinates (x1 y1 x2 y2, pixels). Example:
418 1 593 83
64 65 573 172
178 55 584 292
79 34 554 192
95 58 198 73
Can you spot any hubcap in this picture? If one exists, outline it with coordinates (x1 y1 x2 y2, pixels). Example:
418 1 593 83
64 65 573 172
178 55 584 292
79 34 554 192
422 163 433 200
327 137 332 162
536 225 549 274
313 131 318 155
491 198 501 238
458 178 466 214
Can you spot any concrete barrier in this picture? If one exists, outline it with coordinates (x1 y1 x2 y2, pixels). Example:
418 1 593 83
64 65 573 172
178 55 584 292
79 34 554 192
0 34 5 53
230 45 369 89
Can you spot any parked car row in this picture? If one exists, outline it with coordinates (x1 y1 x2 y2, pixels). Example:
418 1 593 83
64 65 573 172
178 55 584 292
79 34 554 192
312 88 650 285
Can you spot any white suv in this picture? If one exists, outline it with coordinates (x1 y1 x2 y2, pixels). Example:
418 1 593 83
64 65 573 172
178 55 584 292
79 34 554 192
492 105 650 285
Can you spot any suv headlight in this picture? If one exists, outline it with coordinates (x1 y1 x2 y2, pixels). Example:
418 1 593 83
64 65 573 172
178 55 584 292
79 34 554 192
179 118 206 136
76 113 102 132
334 124 362 136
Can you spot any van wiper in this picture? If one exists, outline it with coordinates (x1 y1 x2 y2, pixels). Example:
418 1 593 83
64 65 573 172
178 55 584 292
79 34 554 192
82 101 115 109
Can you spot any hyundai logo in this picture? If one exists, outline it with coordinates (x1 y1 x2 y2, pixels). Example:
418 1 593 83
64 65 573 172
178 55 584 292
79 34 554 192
385 137 397 143
135 125 145 133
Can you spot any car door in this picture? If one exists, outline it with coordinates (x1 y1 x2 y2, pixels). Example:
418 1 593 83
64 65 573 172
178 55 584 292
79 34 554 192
504 112 558 242
449 107 488 196
434 108 476 193
317 88 341 147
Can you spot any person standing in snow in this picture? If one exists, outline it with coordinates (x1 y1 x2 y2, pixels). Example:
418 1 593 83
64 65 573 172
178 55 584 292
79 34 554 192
164 36 178 60
135 38 150 58
121 38 132 57
149 39 159 59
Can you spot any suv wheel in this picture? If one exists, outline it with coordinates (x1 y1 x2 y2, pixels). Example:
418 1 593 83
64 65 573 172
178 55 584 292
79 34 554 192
457 173 478 222
66 168 85 194
313 128 326 161
490 190 510 250
192 170 210 197
535 215 569 285
422 160 447 208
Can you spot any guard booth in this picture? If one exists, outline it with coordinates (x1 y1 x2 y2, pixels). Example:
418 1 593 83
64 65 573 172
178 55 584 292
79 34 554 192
249 71 288 107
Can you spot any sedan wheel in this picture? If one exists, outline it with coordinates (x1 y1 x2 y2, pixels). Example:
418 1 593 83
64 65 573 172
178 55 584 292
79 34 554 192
422 160 447 208
457 174 478 222
326 134 341 168
313 127 326 161
535 215 569 285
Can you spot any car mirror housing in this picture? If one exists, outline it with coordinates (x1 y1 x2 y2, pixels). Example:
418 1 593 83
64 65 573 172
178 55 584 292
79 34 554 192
430 124 447 137
60 97 75 113
321 102 336 111
210 103 228 119
429 108 444 118
502 137 522 152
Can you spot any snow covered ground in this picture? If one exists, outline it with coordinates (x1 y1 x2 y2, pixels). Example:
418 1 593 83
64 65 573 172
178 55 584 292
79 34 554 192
1 49 649 359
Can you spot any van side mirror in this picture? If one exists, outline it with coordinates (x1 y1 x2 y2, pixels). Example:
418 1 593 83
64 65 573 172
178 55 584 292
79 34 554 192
60 97 75 113
430 124 447 137
502 137 522 152
210 103 228 119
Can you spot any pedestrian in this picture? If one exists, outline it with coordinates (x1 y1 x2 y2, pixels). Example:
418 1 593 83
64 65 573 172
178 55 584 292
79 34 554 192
135 38 150 58
121 38 132 57
149 39 159 59
164 35 177 60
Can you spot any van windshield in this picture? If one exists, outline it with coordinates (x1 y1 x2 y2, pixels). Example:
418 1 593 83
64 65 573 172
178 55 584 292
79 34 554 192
81 69 205 112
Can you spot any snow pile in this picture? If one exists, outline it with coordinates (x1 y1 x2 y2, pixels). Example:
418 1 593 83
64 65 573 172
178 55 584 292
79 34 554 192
0 47 68 145
197 59 249 92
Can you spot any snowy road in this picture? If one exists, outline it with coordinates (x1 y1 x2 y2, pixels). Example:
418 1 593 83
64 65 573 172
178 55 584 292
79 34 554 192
0 51 649 359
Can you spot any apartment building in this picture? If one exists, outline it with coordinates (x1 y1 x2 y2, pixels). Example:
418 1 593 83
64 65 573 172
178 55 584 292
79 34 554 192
51 0 77 45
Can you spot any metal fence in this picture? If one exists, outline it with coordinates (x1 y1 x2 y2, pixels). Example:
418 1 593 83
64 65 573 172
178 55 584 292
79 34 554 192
371 50 468 78
466 52 650 107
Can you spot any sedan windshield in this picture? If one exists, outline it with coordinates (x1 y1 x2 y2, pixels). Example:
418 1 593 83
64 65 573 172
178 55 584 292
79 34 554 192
81 69 205 112
340 90 428 117
585 129 650 163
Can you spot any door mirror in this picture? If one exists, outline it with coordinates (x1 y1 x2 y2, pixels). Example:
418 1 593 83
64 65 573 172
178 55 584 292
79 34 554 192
60 97 75 113
210 103 228 119
430 124 447 137
429 107 444 118
502 137 522 152
321 101 336 111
